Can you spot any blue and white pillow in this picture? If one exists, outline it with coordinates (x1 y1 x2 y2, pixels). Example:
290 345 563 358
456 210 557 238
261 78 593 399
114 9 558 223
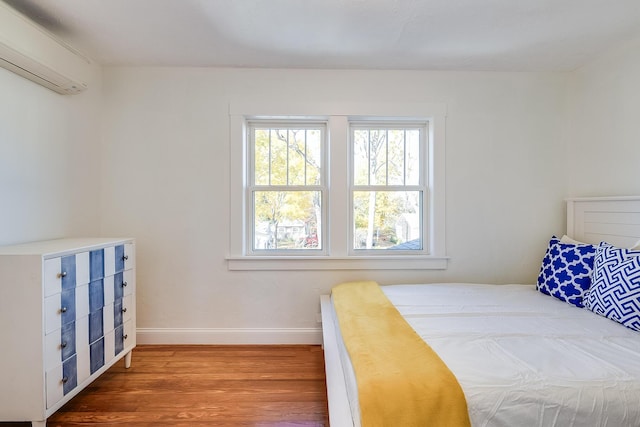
537 236 596 307
585 243 640 332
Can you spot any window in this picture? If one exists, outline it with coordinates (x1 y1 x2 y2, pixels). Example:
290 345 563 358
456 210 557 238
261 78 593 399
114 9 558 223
228 101 447 270
351 123 426 253
248 122 326 253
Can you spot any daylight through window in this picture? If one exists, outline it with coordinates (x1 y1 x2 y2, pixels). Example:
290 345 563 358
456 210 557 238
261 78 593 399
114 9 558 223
351 124 426 252
228 101 447 270
249 123 326 252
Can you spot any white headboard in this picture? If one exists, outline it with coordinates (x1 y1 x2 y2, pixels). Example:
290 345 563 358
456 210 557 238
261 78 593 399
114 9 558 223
567 196 640 248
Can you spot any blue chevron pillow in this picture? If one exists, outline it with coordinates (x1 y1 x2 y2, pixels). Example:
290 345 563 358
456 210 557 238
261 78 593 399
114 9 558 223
585 243 640 332
536 236 596 307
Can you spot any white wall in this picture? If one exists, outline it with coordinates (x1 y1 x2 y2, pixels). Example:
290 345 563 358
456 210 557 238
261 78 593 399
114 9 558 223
0 66 103 246
566 36 640 197
100 68 569 343
2 24 637 344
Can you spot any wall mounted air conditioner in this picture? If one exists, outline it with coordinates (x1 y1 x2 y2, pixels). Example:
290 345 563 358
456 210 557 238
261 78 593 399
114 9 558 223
0 1 91 95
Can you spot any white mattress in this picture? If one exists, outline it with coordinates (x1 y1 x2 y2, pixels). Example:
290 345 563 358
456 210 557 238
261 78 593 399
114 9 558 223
332 283 640 427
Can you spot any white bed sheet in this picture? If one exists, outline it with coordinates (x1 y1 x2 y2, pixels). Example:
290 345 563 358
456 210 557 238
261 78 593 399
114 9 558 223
332 283 640 427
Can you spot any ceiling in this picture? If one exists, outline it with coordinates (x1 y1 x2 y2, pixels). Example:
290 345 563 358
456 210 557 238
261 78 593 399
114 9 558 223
5 0 640 71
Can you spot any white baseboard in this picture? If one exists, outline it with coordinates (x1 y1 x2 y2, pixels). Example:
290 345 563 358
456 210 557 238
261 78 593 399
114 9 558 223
136 327 323 345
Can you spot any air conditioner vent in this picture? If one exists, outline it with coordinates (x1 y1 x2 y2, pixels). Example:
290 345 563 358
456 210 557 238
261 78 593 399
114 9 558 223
0 2 90 95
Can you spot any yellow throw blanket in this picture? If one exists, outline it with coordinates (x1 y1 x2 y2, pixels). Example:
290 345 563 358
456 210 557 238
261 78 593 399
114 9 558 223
332 281 470 427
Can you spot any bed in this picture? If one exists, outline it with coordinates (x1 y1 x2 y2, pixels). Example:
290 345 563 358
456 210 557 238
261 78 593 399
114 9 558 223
321 196 640 426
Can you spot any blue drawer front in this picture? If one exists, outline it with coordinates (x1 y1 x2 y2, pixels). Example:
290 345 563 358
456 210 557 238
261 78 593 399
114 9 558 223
114 299 123 328
60 287 76 326
115 325 124 355
61 321 76 361
61 255 76 290
114 272 124 300
89 279 104 313
115 244 125 273
90 249 104 281
89 308 103 344
62 355 78 395
89 338 104 374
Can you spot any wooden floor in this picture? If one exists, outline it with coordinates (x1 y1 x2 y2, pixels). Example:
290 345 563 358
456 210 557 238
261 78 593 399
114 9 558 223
43 345 329 427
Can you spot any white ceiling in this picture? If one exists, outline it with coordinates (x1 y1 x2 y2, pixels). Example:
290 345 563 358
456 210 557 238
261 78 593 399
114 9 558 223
5 0 640 71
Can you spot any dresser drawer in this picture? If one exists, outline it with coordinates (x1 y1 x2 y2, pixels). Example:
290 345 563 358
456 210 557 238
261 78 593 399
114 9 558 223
114 320 135 356
60 321 76 361
45 356 78 409
76 338 91 386
124 243 135 270
103 274 115 306
104 328 116 366
76 283 89 319
123 319 134 350
113 295 134 328
44 252 90 298
124 319 134 347
104 246 117 277
123 269 135 296
104 302 115 334
44 294 62 335
45 363 64 409
44 258 62 298
75 252 90 285
44 291 75 335
45 315 90 372
123 294 133 323
103 244 135 276
44 329 62 371
89 337 105 375
44 284 89 335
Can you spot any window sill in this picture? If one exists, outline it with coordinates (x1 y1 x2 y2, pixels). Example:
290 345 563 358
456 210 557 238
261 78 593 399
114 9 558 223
226 256 449 271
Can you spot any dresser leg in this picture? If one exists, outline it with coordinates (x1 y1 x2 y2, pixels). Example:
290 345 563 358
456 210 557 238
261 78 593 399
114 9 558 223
124 350 132 369
32 420 46 427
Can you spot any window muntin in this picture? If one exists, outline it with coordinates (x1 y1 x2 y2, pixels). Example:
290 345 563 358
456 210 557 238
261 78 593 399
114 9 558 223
351 123 427 252
248 122 326 253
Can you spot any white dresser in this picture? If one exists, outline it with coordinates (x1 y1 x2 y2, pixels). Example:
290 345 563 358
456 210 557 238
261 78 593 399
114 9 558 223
0 238 136 426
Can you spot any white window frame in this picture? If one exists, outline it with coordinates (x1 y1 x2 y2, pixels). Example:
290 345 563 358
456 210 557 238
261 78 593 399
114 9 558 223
246 120 329 256
348 120 429 256
228 101 448 271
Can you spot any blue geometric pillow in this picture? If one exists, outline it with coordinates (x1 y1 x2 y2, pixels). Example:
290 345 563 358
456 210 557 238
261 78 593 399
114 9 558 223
585 243 640 332
536 236 596 307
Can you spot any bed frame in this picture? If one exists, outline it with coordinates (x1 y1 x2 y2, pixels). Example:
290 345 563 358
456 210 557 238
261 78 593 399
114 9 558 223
321 195 640 427
566 196 640 247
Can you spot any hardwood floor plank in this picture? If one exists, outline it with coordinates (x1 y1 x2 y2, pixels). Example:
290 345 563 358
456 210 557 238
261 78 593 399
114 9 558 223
46 345 329 427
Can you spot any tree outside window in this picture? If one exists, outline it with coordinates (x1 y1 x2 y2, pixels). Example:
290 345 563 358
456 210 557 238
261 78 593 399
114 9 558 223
351 125 425 251
250 125 325 251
